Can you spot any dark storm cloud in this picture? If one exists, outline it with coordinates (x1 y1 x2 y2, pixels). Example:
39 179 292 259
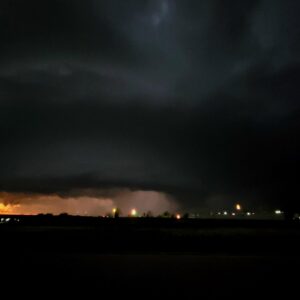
0 0 299 211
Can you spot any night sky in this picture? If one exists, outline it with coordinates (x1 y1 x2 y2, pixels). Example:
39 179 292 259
0 0 299 215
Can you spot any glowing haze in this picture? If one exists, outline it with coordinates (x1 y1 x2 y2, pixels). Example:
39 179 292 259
0 190 178 216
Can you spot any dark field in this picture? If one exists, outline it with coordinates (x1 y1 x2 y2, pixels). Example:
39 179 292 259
1 217 300 297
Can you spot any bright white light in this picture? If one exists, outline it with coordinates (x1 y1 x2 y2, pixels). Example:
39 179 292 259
223 211 228 216
246 212 251 216
232 213 236 216
275 210 282 215
131 209 137 217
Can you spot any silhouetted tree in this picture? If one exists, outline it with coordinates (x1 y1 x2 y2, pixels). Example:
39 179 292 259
162 211 171 218
59 213 69 217
183 213 190 219
144 211 153 218
114 208 121 218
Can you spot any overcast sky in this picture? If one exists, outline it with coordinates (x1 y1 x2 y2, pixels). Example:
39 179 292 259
0 0 299 214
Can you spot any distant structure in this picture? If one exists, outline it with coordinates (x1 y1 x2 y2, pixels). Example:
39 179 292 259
112 208 120 218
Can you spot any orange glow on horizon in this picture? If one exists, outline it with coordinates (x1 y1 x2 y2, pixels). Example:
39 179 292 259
0 203 20 214
0 190 178 217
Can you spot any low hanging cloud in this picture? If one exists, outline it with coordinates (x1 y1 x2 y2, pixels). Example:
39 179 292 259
0 189 178 216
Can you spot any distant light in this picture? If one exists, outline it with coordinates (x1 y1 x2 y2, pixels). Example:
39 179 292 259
5 218 10 222
223 211 228 216
112 208 117 214
176 214 181 220
236 204 241 211
246 212 251 216
275 210 282 215
232 213 236 216
217 212 221 215
131 209 137 217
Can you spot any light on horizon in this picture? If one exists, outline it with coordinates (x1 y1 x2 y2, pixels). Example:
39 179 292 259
131 209 137 217
236 204 241 211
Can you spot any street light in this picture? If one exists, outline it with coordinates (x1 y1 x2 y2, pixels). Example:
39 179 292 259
236 204 241 211
131 209 137 217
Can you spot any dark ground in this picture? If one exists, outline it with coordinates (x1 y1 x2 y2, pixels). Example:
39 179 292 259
1 216 300 297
